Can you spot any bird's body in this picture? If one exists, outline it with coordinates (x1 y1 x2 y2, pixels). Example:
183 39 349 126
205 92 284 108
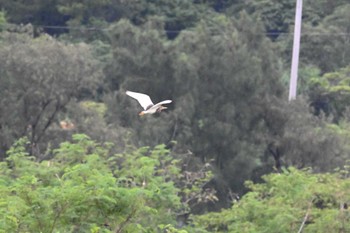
126 91 172 115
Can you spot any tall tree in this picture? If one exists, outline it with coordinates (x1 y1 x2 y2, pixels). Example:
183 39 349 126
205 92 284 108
106 14 286 200
0 0 66 35
0 31 101 158
232 0 349 35
300 3 350 72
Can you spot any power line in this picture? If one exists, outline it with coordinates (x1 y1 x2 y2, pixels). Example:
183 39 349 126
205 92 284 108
4 23 110 31
35 25 110 31
3 23 350 36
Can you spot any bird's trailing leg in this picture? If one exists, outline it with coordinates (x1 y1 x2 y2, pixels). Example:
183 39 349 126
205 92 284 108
157 106 167 112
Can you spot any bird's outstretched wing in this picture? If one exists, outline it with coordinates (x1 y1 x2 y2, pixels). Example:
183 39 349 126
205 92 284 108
126 91 154 110
153 100 172 108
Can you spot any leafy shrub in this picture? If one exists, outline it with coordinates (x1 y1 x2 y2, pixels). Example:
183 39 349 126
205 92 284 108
0 134 209 232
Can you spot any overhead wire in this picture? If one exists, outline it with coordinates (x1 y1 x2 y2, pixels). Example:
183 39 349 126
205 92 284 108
3 23 350 36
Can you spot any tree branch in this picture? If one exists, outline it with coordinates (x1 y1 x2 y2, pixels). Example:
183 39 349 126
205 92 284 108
268 142 282 171
115 208 137 233
297 200 313 233
35 96 71 144
30 99 52 143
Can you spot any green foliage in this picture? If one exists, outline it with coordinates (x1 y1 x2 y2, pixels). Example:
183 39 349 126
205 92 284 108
0 0 350 217
193 167 350 233
262 98 350 173
0 135 201 232
0 0 65 34
0 10 6 31
57 0 111 20
277 3 350 73
238 0 349 34
242 0 296 32
298 24 350 73
308 65 350 120
106 14 286 196
159 224 189 233
80 101 107 118
0 32 102 159
56 0 113 41
131 0 212 38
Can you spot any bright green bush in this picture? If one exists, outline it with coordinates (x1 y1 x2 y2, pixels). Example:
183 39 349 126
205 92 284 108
0 134 198 232
193 167 350 233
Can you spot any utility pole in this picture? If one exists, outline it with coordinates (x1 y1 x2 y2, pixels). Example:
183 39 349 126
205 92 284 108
288 0 303 101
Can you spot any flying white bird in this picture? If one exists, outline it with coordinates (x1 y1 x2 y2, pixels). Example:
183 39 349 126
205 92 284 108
126 90 172 116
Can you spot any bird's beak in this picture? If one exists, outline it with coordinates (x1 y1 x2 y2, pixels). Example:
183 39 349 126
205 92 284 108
139 111 145 116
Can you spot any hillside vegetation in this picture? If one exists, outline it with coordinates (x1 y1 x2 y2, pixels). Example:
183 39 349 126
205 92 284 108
0 0 349 232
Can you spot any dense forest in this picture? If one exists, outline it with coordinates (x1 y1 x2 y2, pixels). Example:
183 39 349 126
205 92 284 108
0 0 350 232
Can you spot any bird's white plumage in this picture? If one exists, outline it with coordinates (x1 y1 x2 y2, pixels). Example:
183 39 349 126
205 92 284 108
152 100 172 108
126 90 172 115
126 91 154 110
